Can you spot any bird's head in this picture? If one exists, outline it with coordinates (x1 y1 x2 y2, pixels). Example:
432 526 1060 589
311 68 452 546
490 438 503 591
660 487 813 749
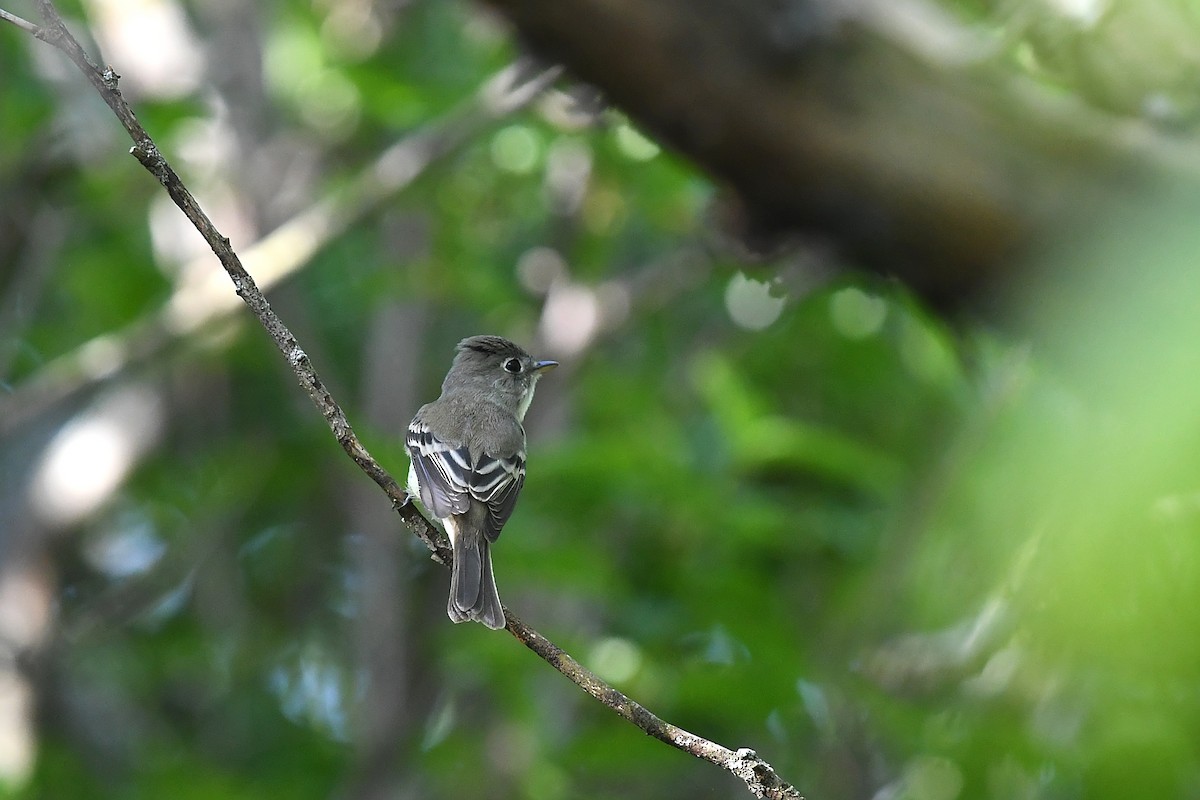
446 335 558 419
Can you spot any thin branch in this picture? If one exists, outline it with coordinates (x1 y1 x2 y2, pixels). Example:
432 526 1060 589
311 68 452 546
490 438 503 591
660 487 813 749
10 3 803 797
0 59 561 435
19 0 438 553
505 611 801 799
0 6 47 38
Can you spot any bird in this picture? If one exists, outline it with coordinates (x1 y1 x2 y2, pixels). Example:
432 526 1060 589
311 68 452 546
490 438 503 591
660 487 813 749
405 335 557 629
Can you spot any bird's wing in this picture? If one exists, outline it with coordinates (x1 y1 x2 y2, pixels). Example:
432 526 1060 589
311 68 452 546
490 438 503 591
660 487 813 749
471 448 525 542
406 421 471 519
406 421 526 541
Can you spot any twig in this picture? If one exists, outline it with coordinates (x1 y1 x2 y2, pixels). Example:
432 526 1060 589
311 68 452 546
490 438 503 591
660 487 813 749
0 7 46 39
6 3 803 797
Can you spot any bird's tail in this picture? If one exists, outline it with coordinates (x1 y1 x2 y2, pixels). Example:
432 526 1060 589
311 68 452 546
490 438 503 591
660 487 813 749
448 527 505 630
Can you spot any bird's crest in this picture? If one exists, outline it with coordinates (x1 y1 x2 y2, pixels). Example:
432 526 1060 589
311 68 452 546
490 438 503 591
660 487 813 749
456 335 526 359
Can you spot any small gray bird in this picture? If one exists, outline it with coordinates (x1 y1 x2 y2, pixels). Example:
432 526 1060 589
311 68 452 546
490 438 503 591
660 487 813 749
406 335 557 630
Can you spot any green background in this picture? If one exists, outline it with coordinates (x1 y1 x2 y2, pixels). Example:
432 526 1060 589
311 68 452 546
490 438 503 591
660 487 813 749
2 1 1200 798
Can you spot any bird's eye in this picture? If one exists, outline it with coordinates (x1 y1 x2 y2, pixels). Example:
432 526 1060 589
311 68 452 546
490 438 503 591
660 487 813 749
502 357 522 374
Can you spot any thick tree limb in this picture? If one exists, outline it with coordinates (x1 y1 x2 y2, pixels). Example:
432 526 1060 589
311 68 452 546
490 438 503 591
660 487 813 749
3 4 803 797
480 0 1198 307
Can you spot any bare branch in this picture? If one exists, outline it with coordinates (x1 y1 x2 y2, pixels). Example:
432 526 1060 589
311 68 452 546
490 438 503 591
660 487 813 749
10 3 803 797
505 611 802 799
20 0 439 554
0 60 559 435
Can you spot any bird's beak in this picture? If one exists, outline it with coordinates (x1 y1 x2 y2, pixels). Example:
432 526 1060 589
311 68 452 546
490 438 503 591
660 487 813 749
533 359 559 373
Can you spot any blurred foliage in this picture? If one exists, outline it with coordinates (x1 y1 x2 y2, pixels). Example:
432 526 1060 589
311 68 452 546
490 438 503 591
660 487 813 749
2 1 1200 799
